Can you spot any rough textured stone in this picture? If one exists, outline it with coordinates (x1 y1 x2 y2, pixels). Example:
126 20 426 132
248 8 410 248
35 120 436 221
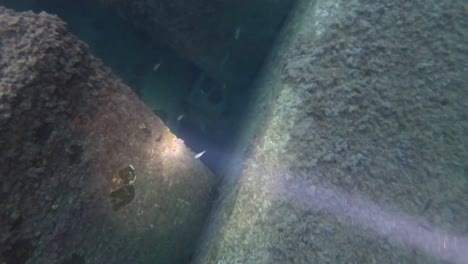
194 0 468 264
0 7 215 264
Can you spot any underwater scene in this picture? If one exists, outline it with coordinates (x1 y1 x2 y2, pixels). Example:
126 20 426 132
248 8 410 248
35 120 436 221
0 0 467 263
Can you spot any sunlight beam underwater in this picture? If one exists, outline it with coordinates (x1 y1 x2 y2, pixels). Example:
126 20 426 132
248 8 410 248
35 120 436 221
280 179 468 264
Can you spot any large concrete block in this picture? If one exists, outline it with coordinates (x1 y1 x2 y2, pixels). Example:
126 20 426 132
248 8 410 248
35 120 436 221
194 0 468 263
0 7 215 264
97 0 295 89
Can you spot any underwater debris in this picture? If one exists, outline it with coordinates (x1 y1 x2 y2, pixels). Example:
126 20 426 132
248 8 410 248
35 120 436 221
177 114 184 121
138 122 151 138
119 164 137 185
109 185 135 211
110 165 137 211
194 150 206 159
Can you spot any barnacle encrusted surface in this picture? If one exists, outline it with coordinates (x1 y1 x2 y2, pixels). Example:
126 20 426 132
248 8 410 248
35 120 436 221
194 1 468 263
0 7 215 264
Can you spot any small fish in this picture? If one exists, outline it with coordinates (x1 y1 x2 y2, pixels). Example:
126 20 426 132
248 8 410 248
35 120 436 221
194 150 206 159
152 63 161 72
177 114 184 121
234 27 241 40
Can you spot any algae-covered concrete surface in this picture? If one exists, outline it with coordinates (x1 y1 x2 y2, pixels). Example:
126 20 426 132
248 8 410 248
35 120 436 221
194 0 468 263
0 7 215 264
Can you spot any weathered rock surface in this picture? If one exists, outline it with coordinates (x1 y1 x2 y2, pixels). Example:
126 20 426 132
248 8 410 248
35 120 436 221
194 0 468 264
0 7 215 264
